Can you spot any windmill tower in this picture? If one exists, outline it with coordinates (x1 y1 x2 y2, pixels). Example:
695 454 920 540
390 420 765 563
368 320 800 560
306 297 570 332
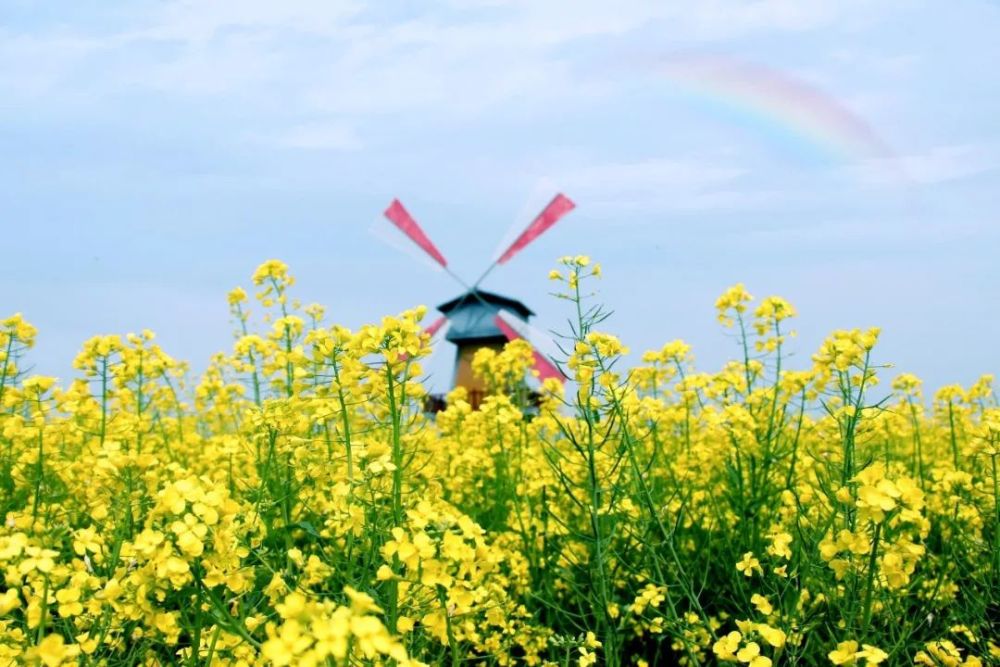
380 194 574 404
437 289 534 392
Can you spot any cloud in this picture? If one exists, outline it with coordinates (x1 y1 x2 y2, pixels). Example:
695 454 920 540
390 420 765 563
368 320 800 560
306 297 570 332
0 31 106 98
0 0 880 116
898 144 998 184
271 122 363 151
560 157 744 192
855 143 998 186
129 0 366 43
737 216 998 245
542 157 784 214
831 49 920 78
672 0 845 39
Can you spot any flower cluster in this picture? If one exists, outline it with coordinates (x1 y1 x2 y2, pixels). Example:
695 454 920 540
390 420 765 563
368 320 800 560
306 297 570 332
0 261 997 665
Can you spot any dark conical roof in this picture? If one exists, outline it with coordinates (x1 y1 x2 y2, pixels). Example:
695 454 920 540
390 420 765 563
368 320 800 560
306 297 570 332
436 289 533 343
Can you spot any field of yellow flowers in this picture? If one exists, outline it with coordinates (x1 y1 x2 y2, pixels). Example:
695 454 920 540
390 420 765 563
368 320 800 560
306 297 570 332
1 257 998 666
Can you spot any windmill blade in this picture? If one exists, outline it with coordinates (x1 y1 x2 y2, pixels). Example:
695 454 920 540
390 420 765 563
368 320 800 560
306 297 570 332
491 179 562 265
424 315 449 339
422 315 450 363
496 309 562 360
369 216 445 274
494 311 565 383
383 199 450 268
495 193 575 266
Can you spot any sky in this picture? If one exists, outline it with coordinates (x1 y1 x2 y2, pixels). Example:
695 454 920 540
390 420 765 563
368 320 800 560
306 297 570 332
2 0 999 394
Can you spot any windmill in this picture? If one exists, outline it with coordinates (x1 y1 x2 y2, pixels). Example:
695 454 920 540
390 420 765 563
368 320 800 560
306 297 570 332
380 194 575 408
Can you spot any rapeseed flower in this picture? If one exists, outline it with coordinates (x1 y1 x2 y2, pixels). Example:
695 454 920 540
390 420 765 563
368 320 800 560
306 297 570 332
0 260 995 665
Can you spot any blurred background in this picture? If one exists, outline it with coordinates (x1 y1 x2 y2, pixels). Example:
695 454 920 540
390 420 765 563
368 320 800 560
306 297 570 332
2 0 998 391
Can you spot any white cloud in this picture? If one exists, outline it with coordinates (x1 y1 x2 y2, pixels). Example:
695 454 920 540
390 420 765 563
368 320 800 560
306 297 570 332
0 0 878 115
737 216 998 245
560 157 743 192
675 0 844 39
444 0 854 42
832 49 920 77
128 0 366 43
855 144 998 186
117 33 289 96
539 157 786 214
271 122 362 151
0 31 106 98
899 144 997 184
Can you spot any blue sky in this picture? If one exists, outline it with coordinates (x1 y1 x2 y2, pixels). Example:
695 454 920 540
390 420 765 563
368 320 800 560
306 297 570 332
2 0 998 392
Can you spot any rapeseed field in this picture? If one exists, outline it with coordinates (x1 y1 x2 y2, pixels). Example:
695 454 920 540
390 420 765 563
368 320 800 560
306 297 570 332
1 257 997 665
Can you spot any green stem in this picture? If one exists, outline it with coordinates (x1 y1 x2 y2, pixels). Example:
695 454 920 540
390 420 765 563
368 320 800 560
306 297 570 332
331 352 354 484
947 401 959 468
99 356 109 446
0 334 15 409
861 522 882 632
31 399 44 528
437 585 460 667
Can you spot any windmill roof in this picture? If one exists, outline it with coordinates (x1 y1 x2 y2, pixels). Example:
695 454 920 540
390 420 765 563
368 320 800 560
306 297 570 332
437 289 533 343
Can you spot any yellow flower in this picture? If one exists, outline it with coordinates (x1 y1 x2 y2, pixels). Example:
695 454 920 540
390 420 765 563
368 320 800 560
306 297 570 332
829 640 859 665
31 634 80 667
227 287 248 305
579 646 598 666
756 624 786 649
0 261 996 666
754 296 797 324
713 631 742 661
751 594 773 616
55 586 84 617
0 588 20 614
736 552 763 577
170 513 208 557
858 644 889 665
766 531 793 560
716 283 753 326
22 375 57 394
252 259 291 286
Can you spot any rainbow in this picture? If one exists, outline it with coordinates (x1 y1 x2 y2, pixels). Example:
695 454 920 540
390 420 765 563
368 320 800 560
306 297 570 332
659 54 896 166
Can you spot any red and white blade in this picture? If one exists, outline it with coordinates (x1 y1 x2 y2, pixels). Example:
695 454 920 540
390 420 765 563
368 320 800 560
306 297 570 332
494 310 564 383
369 216 445 273
424 315 449 341
496 193 575 265
383 199 449 268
